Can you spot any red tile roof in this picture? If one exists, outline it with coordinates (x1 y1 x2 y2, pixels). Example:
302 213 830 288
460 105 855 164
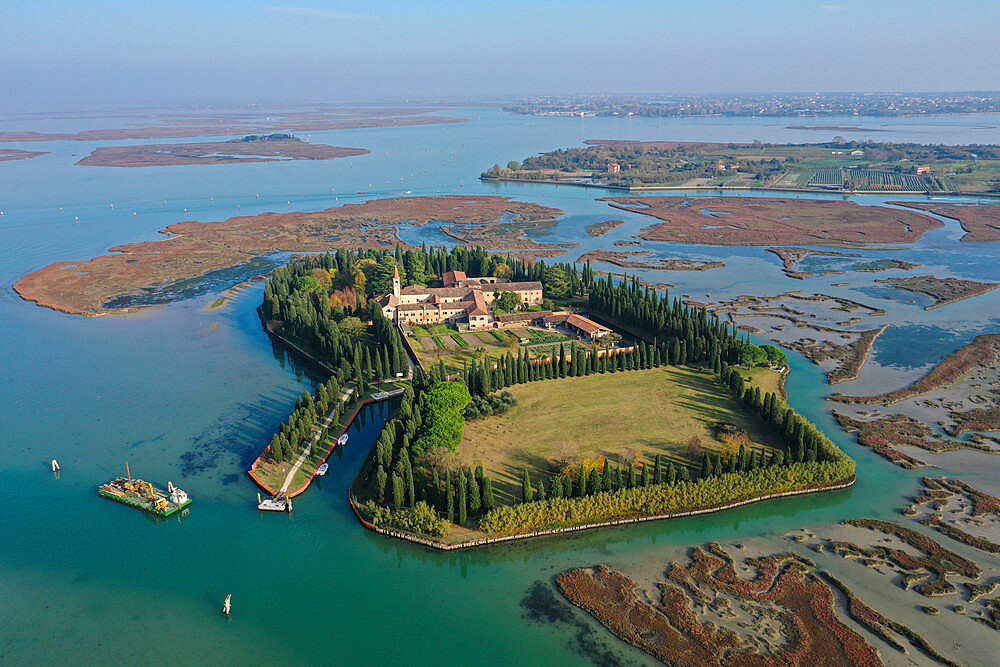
442 270 467 286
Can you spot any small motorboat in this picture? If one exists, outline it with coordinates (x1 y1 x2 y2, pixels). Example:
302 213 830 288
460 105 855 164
337 434 349 446
223 594 232 616
316 463 329 476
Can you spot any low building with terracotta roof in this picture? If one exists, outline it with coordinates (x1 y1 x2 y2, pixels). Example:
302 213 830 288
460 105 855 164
542 312 610 340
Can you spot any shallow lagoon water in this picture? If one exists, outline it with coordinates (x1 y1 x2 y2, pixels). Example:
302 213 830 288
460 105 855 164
1 108 998 663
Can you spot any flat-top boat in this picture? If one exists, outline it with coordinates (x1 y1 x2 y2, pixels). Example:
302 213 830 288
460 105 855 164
316 463 329 476
98 463 191 517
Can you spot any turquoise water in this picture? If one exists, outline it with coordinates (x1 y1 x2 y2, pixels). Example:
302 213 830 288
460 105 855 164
2 108 999 664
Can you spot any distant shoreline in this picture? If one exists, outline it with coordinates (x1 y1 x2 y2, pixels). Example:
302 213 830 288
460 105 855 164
480 175 1000 199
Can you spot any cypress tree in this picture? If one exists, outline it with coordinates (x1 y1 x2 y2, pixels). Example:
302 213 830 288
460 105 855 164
482 476 495 510
653 454 663 483
601 460 612 490
446 470 455 521
549 476 563 499
614 466 624 490
457 473 468 524
431 467 440 508
536 481 546 501
578 465 588 497
587 468 601 495
405 464 415 507
666 462 677 485
627 461 636 488
701 453 711 478
468 469 481 513
563 475 573 499
376 464 387 504
641 461 651 486
521 469 534 502
391 472 404 511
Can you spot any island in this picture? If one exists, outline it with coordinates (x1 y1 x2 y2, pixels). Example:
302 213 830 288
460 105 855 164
483 139 1000 194
13 196 562 316
599 196 943 246
583 219 626 237
75 134 369 167
576 250 724 271
766 246 919 279
557 545 883 665
888 202 1000 242
0 108 467 142
829 334 1000 466
710 292 887 384
242 248 858 548
0 148 49 162
873 275 1000 310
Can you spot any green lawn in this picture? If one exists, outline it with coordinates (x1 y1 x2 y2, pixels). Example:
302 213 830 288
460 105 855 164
457 366 784 504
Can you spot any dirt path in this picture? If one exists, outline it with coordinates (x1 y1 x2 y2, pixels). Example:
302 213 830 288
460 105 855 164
279 387 354 493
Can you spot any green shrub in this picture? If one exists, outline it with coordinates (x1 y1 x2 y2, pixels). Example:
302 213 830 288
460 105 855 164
359 500 449 537
479 459 855 536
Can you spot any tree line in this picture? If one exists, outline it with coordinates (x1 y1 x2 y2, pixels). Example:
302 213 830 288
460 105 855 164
267 376 344 464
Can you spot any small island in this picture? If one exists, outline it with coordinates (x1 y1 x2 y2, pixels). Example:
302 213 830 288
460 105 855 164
766 246 919 279
76 134 370 167
583 219 626 237
576 250 724 271
888 202 1000 243
482 139 1000 194
829 334 1000 466
0 148 49 162
874 275 1000 310
13 195 562 316
0 108 467 142
711 292 887 384
599 196 943 246
557 545 884 665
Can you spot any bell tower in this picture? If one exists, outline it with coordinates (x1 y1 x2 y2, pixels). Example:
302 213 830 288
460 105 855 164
392 265 401 298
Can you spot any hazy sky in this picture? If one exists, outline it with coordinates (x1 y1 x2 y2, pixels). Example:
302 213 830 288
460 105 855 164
2 0 998 111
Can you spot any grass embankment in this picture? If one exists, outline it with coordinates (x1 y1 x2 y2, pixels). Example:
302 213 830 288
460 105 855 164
458 366 784 504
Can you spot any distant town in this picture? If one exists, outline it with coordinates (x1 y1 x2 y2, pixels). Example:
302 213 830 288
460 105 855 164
503 91 1000 117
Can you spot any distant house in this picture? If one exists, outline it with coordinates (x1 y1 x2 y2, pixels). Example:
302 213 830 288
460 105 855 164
850 149 865 156
607 162 621 174
916 165 931 175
